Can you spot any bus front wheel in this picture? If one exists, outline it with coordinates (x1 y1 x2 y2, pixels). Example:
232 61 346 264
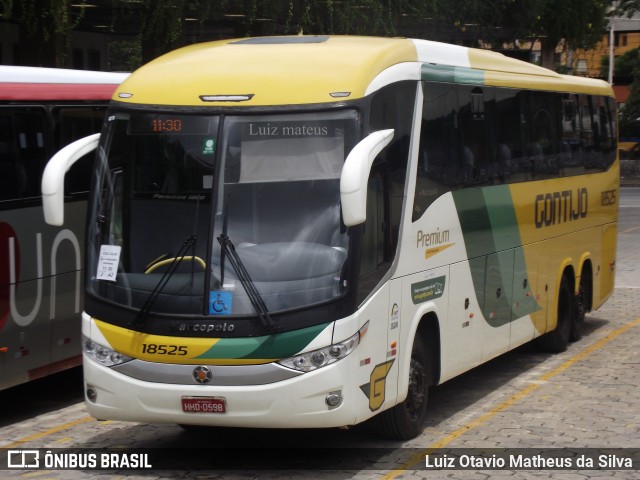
378 334 431 440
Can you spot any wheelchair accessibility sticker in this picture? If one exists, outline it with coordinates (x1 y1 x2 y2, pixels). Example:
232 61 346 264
209 291 233 315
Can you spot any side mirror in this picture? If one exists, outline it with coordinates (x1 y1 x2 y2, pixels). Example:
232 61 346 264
42 133 100 226
340 129 394 227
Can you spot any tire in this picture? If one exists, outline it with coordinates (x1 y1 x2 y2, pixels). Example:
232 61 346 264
378 334 431 440
537 274 575 353
573 265 592 341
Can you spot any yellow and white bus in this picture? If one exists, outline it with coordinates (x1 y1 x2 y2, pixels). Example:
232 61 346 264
42 36 618 439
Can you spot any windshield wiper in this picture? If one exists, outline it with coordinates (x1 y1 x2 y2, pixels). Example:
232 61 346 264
217 233 278 332
132 235 197 328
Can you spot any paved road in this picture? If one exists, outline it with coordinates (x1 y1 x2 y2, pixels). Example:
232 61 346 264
617 187 640 288
1 188 639 479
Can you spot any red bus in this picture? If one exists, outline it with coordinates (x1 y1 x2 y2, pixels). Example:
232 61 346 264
0 66 127 390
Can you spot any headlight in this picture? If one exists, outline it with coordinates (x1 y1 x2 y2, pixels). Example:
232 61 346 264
83 335 133 367
278 322 367 372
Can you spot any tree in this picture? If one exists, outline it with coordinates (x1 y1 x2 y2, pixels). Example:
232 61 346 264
0 0 628 70
530 0 608 70
613 0 640 17
102 0 438 64
620 79 640 139
2 0 86 67
399 0 610 71
140 0 439 62
421 0 538 48
609 46 640 139
138 0 187 62
601 46 640 80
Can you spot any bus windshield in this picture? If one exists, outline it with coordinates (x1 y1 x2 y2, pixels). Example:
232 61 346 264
87 110 359 318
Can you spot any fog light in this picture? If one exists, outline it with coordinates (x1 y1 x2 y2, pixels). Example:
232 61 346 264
293 357 307 369
86 386 98 403
311 351 326 366
325 391 342 409
329 344 346 357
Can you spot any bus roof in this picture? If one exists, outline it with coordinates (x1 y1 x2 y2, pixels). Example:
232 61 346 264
0 66 129 101
113 36 613 108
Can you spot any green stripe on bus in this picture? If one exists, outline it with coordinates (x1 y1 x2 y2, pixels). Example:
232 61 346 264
452 188 496 258
421 64 485 85
452 186 539 327
482 186 521 252
194 322 330 360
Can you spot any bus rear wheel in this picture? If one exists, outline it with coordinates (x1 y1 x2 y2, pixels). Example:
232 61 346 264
378 334 431 440
537 274 575 353
573 264 592 341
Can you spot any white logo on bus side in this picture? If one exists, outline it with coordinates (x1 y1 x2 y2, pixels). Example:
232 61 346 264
7 229 82 327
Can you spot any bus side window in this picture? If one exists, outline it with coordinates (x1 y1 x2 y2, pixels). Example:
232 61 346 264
0 108 48 201
580 94 599 169
360 172 386 278
603 97 617 169
560 95 582 169
528 91 561 178
0 111 21 201
414 86 616 203
495 89 523 183
458 86 490 187
359 81 415 302
597 96 616 170
413 82 459 222
13 109 49 199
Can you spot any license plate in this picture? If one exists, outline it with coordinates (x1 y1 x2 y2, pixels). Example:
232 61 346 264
181 396 226 414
